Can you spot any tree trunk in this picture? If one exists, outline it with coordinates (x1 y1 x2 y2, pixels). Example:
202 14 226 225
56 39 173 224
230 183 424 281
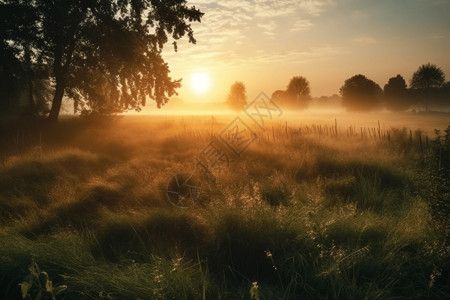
47 36 77 121
48 80 65 122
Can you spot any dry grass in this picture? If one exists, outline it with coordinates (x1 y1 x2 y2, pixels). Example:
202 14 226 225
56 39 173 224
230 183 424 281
0 115 449 299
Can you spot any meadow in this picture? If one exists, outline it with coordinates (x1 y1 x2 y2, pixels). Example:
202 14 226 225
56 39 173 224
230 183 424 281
0 112 449 299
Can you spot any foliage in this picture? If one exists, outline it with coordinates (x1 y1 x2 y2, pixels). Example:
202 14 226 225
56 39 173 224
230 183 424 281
408 64 448 111
410 63 446 90
271 90 289 104
422 126 450 239
286 76 311 109
19 259 67 300
227 81 247 111
383 74 411 111
1 0 203 120
0 4 51 118
340 74 382 111
0 46 25 116
270 76 311 109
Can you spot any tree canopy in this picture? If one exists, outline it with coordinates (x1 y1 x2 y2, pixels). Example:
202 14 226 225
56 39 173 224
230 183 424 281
1 0 203 120
271 90 288 103
383 75 411 111
286 76 311 108
340 74 382 111
410 63 446 90
227 81 247 111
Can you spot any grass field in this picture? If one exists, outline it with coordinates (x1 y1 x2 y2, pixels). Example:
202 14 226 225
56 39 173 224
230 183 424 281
0 113 449 299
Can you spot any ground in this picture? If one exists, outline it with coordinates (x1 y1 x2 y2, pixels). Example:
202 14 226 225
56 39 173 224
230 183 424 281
0 112 449 299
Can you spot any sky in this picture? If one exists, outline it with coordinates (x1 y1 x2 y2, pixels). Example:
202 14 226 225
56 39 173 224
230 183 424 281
161 0 450 103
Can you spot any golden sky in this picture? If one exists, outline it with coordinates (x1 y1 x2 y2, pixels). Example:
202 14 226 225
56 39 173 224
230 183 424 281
162 0 450 103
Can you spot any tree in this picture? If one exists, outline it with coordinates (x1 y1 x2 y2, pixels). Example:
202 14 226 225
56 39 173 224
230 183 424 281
0 2 45 117
410 63 446 112
340 74 382 111
410 63 445 89
1 0 203 121
383 74 411 111
286 76 311 108
271 90 289 104
227 82 247 111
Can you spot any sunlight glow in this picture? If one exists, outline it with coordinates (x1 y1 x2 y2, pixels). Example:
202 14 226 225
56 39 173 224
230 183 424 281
191 73 210 94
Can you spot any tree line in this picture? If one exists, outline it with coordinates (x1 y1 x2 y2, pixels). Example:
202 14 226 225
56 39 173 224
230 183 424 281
266 63 449 112
342 63 448 112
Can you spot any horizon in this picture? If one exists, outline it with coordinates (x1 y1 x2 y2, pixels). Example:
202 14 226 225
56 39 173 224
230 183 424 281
162 0 450 103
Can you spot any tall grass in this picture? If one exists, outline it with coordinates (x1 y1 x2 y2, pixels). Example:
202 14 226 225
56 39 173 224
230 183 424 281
0 116 449 299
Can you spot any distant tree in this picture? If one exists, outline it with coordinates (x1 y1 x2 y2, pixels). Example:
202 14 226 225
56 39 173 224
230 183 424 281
1 0 203 121
271 90 289 104
315 94 341 108
383 74 411 111
410 63 445 89
286 76 311 109
227 82 247 111
434 82 450 110
340 74 382 111
410 63 446 112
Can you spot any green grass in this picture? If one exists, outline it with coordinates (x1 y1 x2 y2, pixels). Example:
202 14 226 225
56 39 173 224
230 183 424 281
0 116 449 299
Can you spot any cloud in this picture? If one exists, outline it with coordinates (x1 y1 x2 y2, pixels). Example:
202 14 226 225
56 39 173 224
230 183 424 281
163 1 337 72
290 19 314 31
191 0 334 21
185 0 335 47
298 0 335 16
353 36 377 44
257 20 277 36
238 45 342 66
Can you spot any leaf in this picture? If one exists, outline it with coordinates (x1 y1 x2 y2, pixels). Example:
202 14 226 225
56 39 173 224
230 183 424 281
53 285 68 296
39 271 49 288
250 282 260 300
19 281 31 299
28 259 40 278
45 278 53 293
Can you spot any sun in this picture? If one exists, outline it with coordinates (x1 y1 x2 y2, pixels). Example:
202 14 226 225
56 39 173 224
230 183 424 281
190 72 210 94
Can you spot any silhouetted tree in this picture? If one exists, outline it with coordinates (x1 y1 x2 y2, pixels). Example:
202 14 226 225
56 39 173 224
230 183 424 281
383 74 411 111
286 76 311 109
411 63 445 89
0 2 45 117
271 90 289 104
340 74 382 111
0 47 23 116
227 82 247 111
315 94 341 109
410 63 446 112
1 0 203 121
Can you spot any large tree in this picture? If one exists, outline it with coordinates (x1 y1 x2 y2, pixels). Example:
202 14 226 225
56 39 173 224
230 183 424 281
340 74 382 111
1 0 203 121
383 74 411 111
286 76 311 109
410 63 445 89
226 81 247 111
410 63 446 112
